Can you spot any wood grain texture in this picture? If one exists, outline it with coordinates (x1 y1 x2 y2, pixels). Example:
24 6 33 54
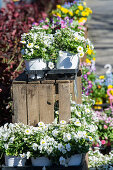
82 153 88 170
58 83 71 122
75 76 82 104
27 84 39 126
12 83 27 124
41 80 55 84
70 80 76 101
38 84 55 123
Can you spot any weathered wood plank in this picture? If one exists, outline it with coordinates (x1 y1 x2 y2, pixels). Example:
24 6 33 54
75 76 82 104
27 84 39 126
58 83 71 122
28 81 40 84
12 83 27 124
70 80 76 101
41 80 55 84
56 80 70 83
38 84 55 124
83 153 88 170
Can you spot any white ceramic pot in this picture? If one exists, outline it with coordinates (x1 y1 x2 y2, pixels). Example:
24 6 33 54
31 157 52 167
25 58 47 79
56 51 79 69
5 155 26 167
67 154 82 166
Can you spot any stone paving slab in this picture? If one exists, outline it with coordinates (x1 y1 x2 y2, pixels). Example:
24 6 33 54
86 0 113 75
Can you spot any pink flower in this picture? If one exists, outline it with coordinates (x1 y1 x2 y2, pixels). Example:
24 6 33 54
104 125 108 129
87 72 91 75
42 25 49 29
101 140 106 145
33 22 39 26
61 24 66 28
96 143 100 147
79 22 84 26
61 20 65 24
41 12 47 19
88 81 92 84
78 26 82 30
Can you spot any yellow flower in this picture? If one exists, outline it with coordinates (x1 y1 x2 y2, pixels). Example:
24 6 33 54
86 48 92 55
75 10 79 15
83 2 86 6
75 37 78 41
108 85 113 89
61 7 69 14
85 11 89 16
93 57 96 61
51 10 55 15
78 17 87 23
56 5 61 9
68 11 73 16
81 11 86 16
56 13 61 17
99 75 105 79
86 58 91 64
105 94 108 98
95 99 103 109
111 90 113 95
78 5 83 11
89 9 92 14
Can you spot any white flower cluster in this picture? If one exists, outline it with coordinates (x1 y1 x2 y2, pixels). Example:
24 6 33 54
88 148 113 169
20 27 56 61
0 119 95 166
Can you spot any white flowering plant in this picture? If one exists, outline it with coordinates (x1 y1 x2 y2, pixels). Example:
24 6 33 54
88 148 113 169
46 120 94 166
54 27 92 58
70 97 99 144
0 120 96 166
0 123 31 159
24 122 58 159
20 24 93 63
20 28 58 62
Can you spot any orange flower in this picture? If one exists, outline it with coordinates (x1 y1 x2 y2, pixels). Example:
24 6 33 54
98 85 101 89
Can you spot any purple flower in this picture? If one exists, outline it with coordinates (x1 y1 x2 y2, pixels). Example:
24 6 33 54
83 74 87 79
85 90 89 96
69 19 73 24
39 20 44 23
88 84 92 89
64 17 69 20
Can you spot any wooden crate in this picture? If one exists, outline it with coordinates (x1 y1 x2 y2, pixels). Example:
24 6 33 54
12 78 82 126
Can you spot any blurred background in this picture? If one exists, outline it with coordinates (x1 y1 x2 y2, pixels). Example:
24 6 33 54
87 0 113 75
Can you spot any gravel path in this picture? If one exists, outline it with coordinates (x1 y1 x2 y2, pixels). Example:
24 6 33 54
86 0 113 75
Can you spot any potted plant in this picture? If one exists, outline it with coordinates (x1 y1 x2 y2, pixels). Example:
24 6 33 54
20 27 58 79
0 123 30 167
21 18 93 75
54 27 91 69
47 112 98 167
25 122 53 166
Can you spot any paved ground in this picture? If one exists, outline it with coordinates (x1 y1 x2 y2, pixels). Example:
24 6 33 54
86 0 113 75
